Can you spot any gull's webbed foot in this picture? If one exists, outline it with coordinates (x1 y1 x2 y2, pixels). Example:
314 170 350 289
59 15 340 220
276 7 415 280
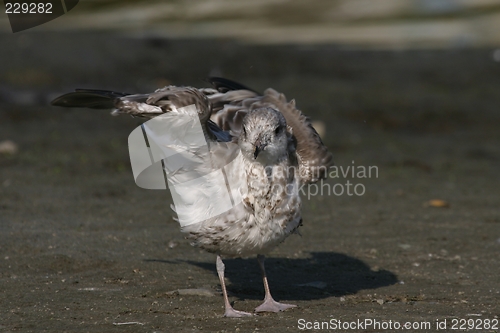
255 297 297 313
224 307 254 318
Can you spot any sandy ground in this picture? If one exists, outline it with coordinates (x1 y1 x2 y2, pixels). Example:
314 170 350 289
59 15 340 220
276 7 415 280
0 33 499 332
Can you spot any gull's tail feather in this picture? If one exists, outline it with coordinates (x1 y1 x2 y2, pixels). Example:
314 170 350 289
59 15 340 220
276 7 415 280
51 89 130 109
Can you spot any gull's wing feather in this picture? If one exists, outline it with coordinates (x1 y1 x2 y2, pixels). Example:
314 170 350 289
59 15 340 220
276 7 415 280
51 89 130 109
207 77 259 94
51 86 231 143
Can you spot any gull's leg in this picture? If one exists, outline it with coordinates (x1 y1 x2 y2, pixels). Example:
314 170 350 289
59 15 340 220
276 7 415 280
255 255 297 313
216 255 253 317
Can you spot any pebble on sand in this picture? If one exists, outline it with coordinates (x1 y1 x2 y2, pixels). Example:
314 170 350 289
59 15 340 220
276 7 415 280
425 199 450 208
0 140 18 154
166 288 218 297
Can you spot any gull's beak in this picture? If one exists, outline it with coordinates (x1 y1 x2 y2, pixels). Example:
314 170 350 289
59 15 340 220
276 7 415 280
254 146 261 159
253 139 267 159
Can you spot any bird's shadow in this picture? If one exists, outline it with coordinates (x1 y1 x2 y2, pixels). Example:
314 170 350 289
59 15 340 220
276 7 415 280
145 252 398 301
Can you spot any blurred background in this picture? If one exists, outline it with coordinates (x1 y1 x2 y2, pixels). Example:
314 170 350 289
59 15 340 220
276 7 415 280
0 1 499 331
3 0 500 46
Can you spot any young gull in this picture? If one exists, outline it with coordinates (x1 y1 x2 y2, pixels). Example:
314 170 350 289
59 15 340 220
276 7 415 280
52 77 333 317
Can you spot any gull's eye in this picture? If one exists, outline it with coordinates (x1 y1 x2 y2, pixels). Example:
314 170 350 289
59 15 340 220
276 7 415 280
274 126 281 135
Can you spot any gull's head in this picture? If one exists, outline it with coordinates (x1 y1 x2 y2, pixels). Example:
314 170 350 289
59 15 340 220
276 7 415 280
239 107 288 164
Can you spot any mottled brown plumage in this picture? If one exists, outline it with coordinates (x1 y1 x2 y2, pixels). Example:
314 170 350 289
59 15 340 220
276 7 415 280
207 85 333 183
51 78 333 317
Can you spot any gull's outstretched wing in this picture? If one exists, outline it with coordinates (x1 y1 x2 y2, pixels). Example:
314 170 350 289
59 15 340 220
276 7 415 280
205 78 333 184
52 86 231 143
